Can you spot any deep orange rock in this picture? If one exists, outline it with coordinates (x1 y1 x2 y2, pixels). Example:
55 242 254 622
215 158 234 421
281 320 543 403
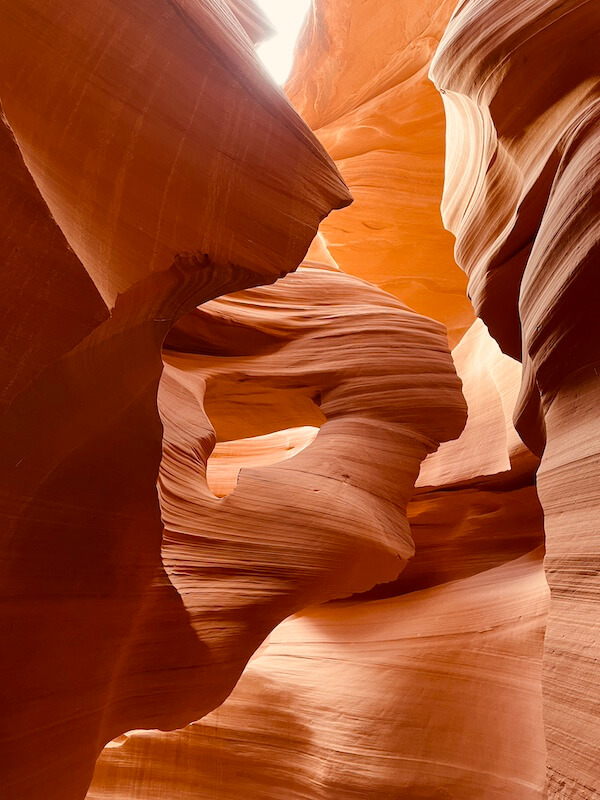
286 0 475 344
0 1 351 796
0 0 350 306
431 0 600 794
2 0 598 798
154 263 467 724
0 120 108 411
88 551 548 800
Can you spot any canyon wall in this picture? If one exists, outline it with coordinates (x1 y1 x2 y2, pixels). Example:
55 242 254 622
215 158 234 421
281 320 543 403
87 1 556 798
0 1 354 797
430 1 600 795
87 304 550 799
1 0 598 798
287 0 475 345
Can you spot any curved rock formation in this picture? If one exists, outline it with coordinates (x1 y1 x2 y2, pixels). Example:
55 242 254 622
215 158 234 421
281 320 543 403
0 60 466 797
154 262 466 719
206 427 319 498
0 1 353 797
2 0 598 797
1 256 465 800
88 263 549 800
0 0 350 306
430 0 600 795
88 551 548 800
286 0 475 343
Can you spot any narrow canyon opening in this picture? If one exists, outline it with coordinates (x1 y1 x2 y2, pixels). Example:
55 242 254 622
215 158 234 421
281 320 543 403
1 1 598 800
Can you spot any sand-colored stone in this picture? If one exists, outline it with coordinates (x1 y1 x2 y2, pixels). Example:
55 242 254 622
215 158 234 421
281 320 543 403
0 1 351 796
0 0 350 307
431 1 600 794
2 0 599 798
88 552 548 800
286 0 475 344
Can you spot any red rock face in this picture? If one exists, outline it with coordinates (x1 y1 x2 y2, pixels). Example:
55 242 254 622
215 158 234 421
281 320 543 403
1 1 598 799
0 0 350 306
431 1 600 795
88 552 548 800
286 0 476 345
0 2 351 797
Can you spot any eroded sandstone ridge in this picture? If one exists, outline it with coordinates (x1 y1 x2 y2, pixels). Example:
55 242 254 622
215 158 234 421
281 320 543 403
1 0 598 799
0 0 351 796
430 1 600 795
286 0 475 344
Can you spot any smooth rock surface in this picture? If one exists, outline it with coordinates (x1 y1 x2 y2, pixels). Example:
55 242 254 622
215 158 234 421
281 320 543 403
431 0 600 794
0 0 350 306
0 2 351 797
286 0 475 344
3 0 598 797
88 552 548 800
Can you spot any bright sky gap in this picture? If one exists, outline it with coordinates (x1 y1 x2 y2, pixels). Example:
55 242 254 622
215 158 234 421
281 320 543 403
254 0 312 84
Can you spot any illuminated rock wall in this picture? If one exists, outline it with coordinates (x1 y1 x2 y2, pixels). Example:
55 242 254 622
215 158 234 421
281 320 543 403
1 0 598 798
431 1 600 794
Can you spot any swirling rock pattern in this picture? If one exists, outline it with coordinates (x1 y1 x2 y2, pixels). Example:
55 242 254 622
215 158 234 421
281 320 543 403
154 263 466 721
286 0 475 344
88 552 548 800
0 0 350 306
0 1 351 797
2 0 598 797
431 0 600 795
87 272 549 799
0 12 467 786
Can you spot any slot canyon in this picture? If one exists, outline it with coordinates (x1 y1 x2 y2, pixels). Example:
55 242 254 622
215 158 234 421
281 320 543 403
0 0 598 798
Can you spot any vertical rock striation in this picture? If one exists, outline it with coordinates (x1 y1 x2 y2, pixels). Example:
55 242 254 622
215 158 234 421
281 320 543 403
0 1 352 798
286 0 475 343
431 1 600 795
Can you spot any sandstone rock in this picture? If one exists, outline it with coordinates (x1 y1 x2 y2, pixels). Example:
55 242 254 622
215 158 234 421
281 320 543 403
0 0 350 306
155 263 467 727
0 1 351 796
3 0 598 797
88 551 548 800
286 0 475 344
431 0 600 794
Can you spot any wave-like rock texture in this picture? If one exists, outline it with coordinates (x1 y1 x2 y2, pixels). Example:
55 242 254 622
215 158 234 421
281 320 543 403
286 0 475 343
0 1 355 797
88 554 548 800
88 305 549 798
80 264 463 781
155 262 466 717
430 0 600 795
4 0 597 797
0 0 350 306
0 115 465 800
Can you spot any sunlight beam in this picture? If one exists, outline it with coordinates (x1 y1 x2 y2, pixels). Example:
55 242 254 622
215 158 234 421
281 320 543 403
254 0 311 84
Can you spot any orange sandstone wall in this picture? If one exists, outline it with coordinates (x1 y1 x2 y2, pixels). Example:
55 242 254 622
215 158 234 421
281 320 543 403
2 0 598 798
88 302 549 799
0 1 351 797
286 0 475 344
88 553 548 800
430 0 600 795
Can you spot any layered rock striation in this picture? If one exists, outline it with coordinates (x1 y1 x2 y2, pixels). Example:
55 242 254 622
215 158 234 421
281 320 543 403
287 0 475 343
88 551 548 800
1 0 598 798
88 304 549 799
0 1 352 797
431 1 600 794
